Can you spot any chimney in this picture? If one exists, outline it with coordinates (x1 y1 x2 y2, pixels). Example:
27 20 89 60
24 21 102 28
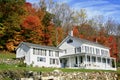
69 30 73 36
95 38 98 43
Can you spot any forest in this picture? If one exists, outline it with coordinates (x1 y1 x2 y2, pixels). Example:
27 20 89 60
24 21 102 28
0 0 120 62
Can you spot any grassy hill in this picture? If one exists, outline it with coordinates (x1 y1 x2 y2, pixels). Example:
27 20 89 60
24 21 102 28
0 51 119 72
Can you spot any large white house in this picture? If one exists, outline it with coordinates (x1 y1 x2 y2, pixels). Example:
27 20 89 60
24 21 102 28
16 34 116 70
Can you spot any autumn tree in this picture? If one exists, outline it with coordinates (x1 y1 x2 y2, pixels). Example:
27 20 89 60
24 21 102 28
73 26 79 37
56 27 64 45
73 9 87 25
0 0 26 51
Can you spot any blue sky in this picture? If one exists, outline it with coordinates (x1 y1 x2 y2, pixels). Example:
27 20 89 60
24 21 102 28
26 0 120 23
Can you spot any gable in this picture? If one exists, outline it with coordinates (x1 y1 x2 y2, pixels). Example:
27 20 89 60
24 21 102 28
16 42 30 53
15 42 30 51
58 35 109 49
58 36 83 49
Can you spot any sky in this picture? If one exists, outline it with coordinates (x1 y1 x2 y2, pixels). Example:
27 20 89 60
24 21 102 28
26 0 120 23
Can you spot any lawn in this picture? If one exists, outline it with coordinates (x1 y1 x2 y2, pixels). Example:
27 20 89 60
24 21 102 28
0 63 117 73
0 51 16 59
0 51 119 73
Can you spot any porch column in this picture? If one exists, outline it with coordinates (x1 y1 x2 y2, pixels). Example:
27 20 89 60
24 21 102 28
110 58 112 67
96 56 97 69
90 55 92 67
69 56 71 68
77 56 80 67
85 54 87 67
114 58 116 69
100 57 102 68
105 58 107 69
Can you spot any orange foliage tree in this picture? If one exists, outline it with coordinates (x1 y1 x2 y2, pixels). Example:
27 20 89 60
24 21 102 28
57 27 64 45
73 26 79 37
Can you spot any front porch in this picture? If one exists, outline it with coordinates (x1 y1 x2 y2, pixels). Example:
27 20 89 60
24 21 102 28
60 53 116 71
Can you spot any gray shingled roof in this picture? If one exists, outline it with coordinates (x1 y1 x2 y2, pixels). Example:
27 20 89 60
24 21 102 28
21 42 62 51
58 35 110 49
71 35 109 49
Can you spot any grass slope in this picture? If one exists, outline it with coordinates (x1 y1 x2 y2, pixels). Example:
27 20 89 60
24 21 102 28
0 51 119 73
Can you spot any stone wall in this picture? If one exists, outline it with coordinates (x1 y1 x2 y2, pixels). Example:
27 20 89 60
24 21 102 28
25 70 118 80
0 58 20 65
0 70 119 80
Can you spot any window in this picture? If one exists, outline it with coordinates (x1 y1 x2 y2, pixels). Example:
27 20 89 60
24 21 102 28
75 47 81 53
92 57 96 62
33 48 39 55
82 46 85 52
55 51 59 57
33 48 35 54
101 50 104 55
50 58 59 65
90 47 92 54
105 51 108 56
101 50 108 56
37 57 46 62
41 49 46 56
102 58 106 63
97 57 101 62
67 39 73 43
87 56 90 62
64 49 67 54
93 48 95 54
33 48 46 56
85 46 89 53
107 59 110 64
96 49 100 55
49 50 54 56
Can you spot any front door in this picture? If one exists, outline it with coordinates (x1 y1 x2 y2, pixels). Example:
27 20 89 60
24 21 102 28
79 56 83 63
60 58 67 68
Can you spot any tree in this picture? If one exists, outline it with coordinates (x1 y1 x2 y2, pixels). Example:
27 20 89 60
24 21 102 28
0 0 26 51
22 15 40 30
73 9 87 25
23 2 36 15
56 27 64 45
105 18 117 35
73 26 79 37
51 3 74 29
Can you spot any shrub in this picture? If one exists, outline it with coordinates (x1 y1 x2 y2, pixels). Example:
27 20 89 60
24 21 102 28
116 62 120 67
18 60 26 67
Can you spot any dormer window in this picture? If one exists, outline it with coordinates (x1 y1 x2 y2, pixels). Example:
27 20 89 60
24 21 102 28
67 39 73 43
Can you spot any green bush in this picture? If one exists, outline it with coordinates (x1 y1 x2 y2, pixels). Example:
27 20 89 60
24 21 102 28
18 60 26 67
116 62 120 67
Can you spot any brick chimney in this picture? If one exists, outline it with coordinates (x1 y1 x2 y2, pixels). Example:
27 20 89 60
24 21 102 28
69 30 73 36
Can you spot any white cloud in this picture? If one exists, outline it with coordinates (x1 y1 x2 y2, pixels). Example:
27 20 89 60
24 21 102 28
70 0 120 22
26 0 39 3
55 0 72 4
72 0 109 9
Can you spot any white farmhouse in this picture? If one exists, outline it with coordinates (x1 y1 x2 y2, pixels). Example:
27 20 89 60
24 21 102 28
16 35 116 70
16 42 62 67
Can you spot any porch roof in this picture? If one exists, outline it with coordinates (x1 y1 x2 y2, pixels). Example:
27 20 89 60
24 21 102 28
60 53 115 59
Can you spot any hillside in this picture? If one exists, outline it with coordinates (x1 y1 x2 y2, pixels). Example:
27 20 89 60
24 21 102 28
0 0 120 62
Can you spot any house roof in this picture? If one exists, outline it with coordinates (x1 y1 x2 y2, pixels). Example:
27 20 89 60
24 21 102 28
58 35 110 49
16 42 62 51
